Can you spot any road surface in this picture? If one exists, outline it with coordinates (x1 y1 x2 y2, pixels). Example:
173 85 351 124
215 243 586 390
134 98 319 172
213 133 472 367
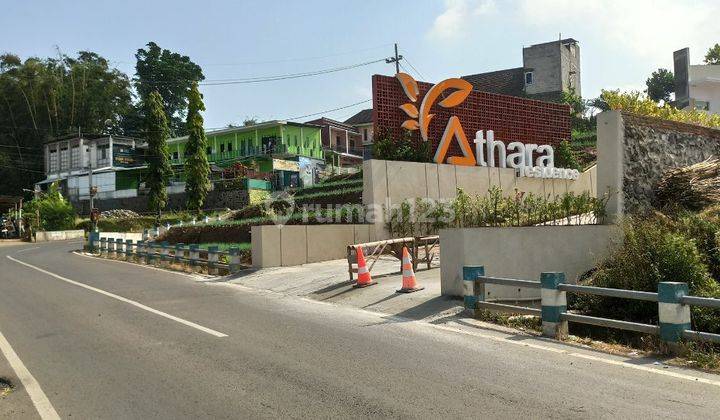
0 241 718 419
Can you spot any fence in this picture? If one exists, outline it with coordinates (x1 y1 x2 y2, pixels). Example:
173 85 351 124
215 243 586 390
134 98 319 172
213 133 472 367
462 265 720 348
88 233 243 275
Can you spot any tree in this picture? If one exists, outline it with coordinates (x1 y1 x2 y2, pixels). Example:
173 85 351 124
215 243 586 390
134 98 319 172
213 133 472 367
705 43 720 65
184 82 210 214
0 51 133 196
24 182 76 232
144 91 173 220
134 42 204 137
645 68 674 103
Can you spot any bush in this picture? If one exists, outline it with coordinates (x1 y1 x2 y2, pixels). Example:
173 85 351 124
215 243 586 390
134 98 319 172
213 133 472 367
600 90 720 128
373 132 431 163
385 187 608 237
572 215 720 334
25 183 76 231
555 140 581 171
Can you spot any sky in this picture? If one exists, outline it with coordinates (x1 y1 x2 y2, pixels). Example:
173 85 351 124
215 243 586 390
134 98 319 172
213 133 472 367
2 0 719 129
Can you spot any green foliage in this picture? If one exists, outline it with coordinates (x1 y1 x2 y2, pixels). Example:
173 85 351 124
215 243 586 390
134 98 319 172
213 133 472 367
0 52 133 195
372 131 431 162
601 90 720 128
184 82 211 213
134 42 205 136
705 43 720 65
385 187 608 237
562 88 595 133
572 214 720 334
76 212 193 232
555 140 581 170
24 183 76 231
144 91 173 215
645 68 675 103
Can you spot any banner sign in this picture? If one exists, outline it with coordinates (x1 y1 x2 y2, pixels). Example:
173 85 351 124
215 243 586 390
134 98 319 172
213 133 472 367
372 73 574 179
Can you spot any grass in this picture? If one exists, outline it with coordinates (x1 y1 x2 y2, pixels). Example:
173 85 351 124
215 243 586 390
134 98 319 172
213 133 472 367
475 309 542 333
197 242 251 251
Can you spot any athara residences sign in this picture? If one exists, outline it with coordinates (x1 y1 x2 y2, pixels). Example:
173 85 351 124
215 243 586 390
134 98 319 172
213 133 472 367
394 73 579 180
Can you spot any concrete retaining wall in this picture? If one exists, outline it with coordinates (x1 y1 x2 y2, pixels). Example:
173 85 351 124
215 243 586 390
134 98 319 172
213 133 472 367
597 110 720 219
363 159 597 240
251 224 370 268
99 232 144 242
35 229 85 242
440 225 621 300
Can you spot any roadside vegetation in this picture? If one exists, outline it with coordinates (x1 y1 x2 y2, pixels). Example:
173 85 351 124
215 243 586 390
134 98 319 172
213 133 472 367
386 187 608 237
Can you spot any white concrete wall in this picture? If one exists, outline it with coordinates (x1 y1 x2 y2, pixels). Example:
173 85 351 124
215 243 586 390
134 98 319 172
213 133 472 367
99 232 143 242
251 224 370 268
596 111 624 222
35 229 85 242
440 225 621 300
363 159 596 240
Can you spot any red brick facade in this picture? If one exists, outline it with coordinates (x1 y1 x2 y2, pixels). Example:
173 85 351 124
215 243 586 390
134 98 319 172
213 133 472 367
372 74 571 160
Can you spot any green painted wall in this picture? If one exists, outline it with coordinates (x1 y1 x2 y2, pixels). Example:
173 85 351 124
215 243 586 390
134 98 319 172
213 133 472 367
168 122 323 167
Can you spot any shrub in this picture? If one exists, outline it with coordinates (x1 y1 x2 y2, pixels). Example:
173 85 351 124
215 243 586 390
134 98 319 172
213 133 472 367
572 215 720 334
25 183 76 231
555 140 581 171
385 187 609 237
600 90 720 128
655 158 720 211
372 132 431 163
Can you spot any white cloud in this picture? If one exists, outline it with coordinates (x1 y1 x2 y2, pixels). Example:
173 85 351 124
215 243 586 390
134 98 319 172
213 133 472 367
428 0 497 40
517 0 720 66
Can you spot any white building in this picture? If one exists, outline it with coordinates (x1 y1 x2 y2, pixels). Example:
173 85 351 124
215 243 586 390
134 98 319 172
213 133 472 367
674 48 720 114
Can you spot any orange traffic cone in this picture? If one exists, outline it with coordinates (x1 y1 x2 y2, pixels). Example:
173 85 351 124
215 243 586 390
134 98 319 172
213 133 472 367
397 247 424 293
353 246 376 288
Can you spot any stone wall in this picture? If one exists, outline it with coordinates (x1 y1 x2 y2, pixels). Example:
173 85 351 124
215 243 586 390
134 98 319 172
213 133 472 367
71 188 250 215
597 111 720 217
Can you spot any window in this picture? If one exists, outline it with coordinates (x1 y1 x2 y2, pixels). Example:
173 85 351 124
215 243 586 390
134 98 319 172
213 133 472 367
524 71 534 85
695 100 710 111
206 146 212 155
228 143 233 152
363 128 368 142
220 144 225 153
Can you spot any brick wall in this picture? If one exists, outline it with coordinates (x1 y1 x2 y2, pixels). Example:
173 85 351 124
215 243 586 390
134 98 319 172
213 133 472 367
372 74 571 160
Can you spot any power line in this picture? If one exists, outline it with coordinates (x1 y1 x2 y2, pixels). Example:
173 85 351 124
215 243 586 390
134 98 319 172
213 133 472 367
403 56 427 81
284 99 372 121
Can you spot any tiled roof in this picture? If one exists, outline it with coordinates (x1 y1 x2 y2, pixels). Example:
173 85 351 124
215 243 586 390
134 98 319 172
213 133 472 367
344 108 373 125
461 67 527 97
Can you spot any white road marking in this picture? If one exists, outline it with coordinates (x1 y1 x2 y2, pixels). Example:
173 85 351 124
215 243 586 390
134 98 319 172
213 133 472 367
0 329 60 420
6 255 228 338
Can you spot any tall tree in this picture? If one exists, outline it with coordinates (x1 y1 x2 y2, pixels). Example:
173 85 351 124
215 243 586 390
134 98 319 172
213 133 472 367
144 91 173 220
134 42 204 137
645 68 674 103
0 51 133 195
184 82 210 214
705 43 720 65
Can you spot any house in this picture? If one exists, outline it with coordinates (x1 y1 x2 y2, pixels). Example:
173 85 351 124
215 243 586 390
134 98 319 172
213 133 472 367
462 38 581 102
344 108 374 144
40 134 147 201
674 47 720 114
304 117 363 167
167 120 325 189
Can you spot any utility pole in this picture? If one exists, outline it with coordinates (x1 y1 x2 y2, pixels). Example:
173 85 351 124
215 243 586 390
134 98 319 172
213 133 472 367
385 43 403 74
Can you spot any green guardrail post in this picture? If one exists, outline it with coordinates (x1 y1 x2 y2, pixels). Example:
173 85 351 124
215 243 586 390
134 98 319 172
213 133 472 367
541 272 568 340
658 282 691 352
116 238 125 259
125 239 133 261
462 265 485 316
108 238 116 258
228 247 241 273
207 246 219 275
100 237 107 257
189 244 199 272
159 241 169 267
174 243 185 265
136 240 146 264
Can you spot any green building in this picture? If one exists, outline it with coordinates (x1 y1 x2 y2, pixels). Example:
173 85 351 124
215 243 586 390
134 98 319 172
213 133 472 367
168 120 325 189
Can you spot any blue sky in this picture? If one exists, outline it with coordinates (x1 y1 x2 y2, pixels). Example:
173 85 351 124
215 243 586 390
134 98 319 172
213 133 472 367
2 0 718 129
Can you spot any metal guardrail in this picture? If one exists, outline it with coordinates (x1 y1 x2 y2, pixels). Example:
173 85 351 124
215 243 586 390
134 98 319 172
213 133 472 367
462 265 720 348
87 233 244 274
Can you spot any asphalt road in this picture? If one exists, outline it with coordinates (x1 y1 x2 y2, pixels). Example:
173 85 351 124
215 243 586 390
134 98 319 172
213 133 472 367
0 241 719 419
